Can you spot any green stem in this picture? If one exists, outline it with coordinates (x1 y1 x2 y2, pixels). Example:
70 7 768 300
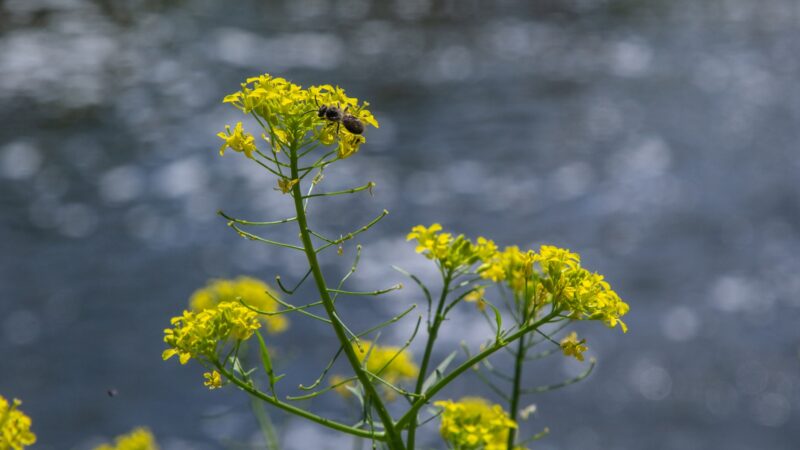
217 210 297 226
216 364 381 440
396 310 560 430
251 397 281 450
302 181 375 199
406 271 452 449
288 141 405 450
507 335 526 449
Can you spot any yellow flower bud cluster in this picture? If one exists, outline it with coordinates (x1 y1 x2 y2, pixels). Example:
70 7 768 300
162 301 261 365
0 395 36 450
189 276 288 335
220 74 378 159
480 244 628 332
92 427 159 450
434 397 521 450
558 268 629 332
406 223 493 270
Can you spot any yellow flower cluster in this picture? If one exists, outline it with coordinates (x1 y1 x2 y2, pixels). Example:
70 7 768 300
221 74 378 159
406 224 492 269
353 340 419 384
189 276 288 334
0 396 36 450
217 122 257 159
408 224 630 331
478 245 537 294
331 342 419 401
163 301 261 364
559 269 629 332
482 244 628 331
560 331 588 361
93 427 159 450
535 245 581 275
434 397 518 450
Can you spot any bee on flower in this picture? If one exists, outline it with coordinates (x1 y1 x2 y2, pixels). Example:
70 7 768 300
219 75 378 160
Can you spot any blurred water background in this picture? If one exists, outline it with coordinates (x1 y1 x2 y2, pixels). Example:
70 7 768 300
1 0 799 449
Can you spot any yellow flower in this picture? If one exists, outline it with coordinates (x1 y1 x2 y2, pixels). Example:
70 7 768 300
336 133 366 159
560 331 588 361
407 223 443 253
217 122 256 158
92 427 159 450
464 286 487 311
163 301 261 365
189 276 288 334
435 397 517 450
276 178 299 194
474 237 498 261
203 371 223 390
0 396 36 450
353 340 418 385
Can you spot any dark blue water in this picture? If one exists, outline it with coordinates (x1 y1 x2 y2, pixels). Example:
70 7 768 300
1 1 799 449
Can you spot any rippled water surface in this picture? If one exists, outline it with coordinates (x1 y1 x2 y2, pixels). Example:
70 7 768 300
1 1 799 449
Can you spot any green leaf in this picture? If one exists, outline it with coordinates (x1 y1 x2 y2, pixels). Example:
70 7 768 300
485 300 505 344
255 330 281 396
421 351 457 394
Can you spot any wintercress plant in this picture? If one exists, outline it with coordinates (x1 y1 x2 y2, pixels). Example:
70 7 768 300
157 74 630 450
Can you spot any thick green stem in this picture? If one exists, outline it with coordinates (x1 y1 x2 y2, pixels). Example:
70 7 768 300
507 336 526 449
288 142 405 449
406 271 452 449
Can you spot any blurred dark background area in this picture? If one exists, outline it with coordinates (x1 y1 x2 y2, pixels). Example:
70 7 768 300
1 0 799 449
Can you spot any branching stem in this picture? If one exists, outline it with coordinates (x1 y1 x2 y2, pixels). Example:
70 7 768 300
288 140 405 449
406 270 452 448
